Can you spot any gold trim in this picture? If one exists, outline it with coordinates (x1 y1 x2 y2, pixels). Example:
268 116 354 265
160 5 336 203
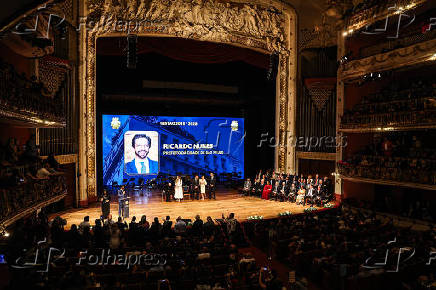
341 175 436 191
0 192 67 227
339 124 436 133
345 0 427 33
41 154 78 164
296 151 336 161
339 38 436 82
0 105 65 127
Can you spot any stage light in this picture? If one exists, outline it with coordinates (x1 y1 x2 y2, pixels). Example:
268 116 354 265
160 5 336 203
126 34 138 69
342 31 348 37
339 52 351 65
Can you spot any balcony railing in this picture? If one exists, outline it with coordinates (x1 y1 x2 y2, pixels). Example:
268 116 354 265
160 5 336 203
0 60 65 126
0 174 67 223
337 160 436 188
340 96 436 131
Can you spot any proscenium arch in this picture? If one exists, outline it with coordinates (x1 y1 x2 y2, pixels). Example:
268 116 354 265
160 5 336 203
79 0 297 204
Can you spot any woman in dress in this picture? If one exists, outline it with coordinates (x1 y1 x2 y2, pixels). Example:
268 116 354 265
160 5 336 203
262 180 272 200
101 189 111 219
296 185 306 205
199 175 207 200
174 176 183 202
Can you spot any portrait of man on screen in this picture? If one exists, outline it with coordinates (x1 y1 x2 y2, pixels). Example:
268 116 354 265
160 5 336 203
124 131 159 175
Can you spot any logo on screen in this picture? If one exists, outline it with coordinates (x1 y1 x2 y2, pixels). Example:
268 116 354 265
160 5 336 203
111 117 121 129
231 120 239 131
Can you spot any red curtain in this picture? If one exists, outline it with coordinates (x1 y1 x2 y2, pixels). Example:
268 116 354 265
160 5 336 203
96 37 269 69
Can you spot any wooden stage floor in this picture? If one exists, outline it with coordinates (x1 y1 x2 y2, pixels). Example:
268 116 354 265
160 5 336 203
57 188 314 228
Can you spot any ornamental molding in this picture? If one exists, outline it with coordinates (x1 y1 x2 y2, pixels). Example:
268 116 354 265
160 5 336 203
345 0 427 32
339 37 436 82
87 0 290 54
41 154 78 164
39 56 71 98
297 151 337 161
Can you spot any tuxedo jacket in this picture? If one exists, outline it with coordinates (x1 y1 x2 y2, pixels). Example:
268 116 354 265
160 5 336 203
192 179 200 190
125 158 159 174
208 176 216 186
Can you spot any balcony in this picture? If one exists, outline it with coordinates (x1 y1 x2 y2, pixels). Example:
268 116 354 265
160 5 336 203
0 171 68 227
338 161 436 191
0 57 69 127
339 37 436 82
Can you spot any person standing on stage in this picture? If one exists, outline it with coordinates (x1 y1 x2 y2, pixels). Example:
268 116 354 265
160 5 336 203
242 178 251 196
164 181 173 202
199 175 208 200
208 172 216 199
174 176 183 202
101 189 111 219
192 175 200 200
118 185 126 218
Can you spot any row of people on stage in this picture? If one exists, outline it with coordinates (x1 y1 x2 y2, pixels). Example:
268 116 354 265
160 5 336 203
242 170 333 206
163 172 216 202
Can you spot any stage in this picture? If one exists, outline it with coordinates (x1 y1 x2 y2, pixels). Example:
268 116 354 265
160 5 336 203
56 188 318 229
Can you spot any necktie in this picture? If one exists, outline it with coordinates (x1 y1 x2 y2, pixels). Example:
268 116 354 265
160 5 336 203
140 161 147 173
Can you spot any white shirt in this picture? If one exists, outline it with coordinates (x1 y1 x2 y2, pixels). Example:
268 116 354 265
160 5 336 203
135 157 149 174
307 188 314 197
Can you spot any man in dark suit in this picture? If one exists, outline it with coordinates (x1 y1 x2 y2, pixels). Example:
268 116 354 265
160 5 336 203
164 181 173 202
118 186 126 218
100 189 111 219
208 172 216 199
192 175 200 200
125 134 159 174
304 184 316 206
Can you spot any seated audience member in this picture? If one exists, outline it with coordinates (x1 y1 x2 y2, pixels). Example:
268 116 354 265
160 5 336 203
116 216 128 231
36 161 52 179
256 179 265 197
78 216 90 234
192 214 204 236
262 180 272 200
23 134 40 162
47 153 60 170
313 185 323 206
162 216 173 237
304 184 315 206
288 183 297 202
175 216 187 234
5 138 19 164
139 215 150 230
203 216 215 237
149 217 162 238
277 181 287 202
296 186 305 205
251 179 259 196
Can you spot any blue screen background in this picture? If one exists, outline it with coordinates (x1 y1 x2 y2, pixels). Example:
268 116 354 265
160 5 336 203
102 115 244 186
